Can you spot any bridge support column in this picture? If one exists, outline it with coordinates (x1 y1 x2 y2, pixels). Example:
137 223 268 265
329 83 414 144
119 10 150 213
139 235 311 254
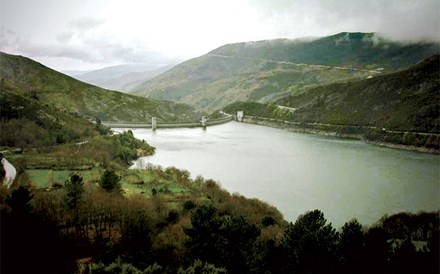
237 111 244 122
152 117 157 131
201 116 207 129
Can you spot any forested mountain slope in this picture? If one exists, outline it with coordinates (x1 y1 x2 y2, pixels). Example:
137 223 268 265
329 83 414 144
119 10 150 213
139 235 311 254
131 32 439 110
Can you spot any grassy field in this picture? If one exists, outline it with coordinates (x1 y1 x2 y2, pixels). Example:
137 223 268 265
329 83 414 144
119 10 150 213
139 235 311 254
26 167 191 200
27 169 100 188
120 169 191 198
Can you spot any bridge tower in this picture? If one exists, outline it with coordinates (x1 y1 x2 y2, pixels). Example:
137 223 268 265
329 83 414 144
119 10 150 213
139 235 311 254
152 117 157 131
237 111 244 122
201 116 207 129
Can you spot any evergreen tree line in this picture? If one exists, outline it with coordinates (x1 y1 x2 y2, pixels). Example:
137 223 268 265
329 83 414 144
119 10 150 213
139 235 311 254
1 173 438 274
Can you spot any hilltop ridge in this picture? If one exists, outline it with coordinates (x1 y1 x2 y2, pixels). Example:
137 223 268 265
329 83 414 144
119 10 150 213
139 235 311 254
131 32 439 110
210 32 439 69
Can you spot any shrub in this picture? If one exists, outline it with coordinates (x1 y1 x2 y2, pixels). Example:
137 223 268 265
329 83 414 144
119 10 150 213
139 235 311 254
183 200 196 211
88 257 163 274
100 170 121 193
178 259 226 274
262 216 277 227
166 210 180 224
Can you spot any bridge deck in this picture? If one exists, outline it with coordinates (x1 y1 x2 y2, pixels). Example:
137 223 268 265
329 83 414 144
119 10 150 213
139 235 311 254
103 116 233 129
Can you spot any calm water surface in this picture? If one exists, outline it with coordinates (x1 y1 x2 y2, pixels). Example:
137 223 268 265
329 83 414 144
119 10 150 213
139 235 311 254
117 121 440 227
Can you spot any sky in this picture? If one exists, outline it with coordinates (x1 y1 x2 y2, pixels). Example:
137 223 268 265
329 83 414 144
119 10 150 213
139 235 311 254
1 0 439 71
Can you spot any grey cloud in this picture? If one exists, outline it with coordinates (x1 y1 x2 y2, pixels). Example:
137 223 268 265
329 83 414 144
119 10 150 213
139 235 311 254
0 27 94 61
70 17 104 31
2 0 438 71
0 26 170 67
56 16 103 45
82 36 169 64
250 0 440 41
55 31 75 44
0 27 22 51
22 44 94 63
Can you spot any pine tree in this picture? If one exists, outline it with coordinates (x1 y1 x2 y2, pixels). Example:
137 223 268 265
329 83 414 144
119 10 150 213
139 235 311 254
65 174 84 210
99 170 121 192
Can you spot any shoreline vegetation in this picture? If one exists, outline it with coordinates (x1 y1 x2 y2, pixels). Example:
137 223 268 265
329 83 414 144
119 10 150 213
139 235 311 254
1 127 438 273
1 143 439 273
239 115 440 154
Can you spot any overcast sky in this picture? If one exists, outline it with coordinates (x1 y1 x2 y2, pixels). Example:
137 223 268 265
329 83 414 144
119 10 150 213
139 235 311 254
1 0 439 71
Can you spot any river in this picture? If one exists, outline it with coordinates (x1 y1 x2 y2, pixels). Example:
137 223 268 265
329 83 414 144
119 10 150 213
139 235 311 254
116 121 440 227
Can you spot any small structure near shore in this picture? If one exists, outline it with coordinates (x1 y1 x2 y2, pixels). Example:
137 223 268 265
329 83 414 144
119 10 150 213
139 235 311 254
237 111 244 122
152 117 157 131
201 116 207 129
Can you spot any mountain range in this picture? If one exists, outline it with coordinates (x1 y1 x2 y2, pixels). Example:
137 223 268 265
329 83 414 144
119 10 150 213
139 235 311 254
1 32 438 134
130 32 440 111
277 54 440 133
0 51 200 123
64 62 177 92
225 54 439 134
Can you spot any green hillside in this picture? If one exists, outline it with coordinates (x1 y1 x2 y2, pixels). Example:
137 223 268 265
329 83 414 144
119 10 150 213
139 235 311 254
131 53 376 110
0 79 102 148
277 54 440 132
0 51 200 123
223 55 439 150
131 33 439 110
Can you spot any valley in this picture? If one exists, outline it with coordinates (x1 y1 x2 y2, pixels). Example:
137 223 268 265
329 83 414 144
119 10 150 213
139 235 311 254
0 31 439 274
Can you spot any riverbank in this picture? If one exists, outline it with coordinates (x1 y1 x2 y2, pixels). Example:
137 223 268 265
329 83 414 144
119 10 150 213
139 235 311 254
241 116 440 154
127 121 440 227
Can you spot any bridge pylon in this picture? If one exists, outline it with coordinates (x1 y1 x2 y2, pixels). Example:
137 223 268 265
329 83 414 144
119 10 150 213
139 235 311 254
201 116 207 129
237 111 244 122
152 117 157 131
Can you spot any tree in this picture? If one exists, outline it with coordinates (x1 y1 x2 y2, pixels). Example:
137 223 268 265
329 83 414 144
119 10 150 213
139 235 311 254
338 219 365 274
2 186 76 274
426 232 440 273
100 170 121 193
363 227 390 273
120 208 153 266
281 209 339 274
7 185 33 218
184 205 225 267
185 205 260 273
221 215 260 273
65 174 84 210
390 237 419 274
